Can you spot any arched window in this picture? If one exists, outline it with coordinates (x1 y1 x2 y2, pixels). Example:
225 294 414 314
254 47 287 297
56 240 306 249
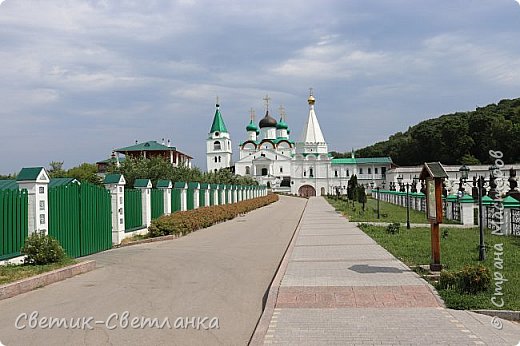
335 170 338 177
214 157 217 163
218 156 221 162
245 166 251 175
309 168 314 177
214 141 221 150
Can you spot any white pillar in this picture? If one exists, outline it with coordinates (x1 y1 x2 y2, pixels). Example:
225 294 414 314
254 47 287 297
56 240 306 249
104 174 126 244
180 187 187 211
135 179 152 227
157 180 172 215
459 195 475 226
16 167 50 236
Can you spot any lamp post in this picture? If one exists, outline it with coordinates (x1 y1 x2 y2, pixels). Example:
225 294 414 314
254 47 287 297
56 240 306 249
376 186 381 219
477 175 486 261
411 175 418 193
397 175 403 192
459 164 469 196
406 182 410 229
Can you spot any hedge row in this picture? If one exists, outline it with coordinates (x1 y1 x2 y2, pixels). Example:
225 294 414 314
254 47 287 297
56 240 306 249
148 194 279 237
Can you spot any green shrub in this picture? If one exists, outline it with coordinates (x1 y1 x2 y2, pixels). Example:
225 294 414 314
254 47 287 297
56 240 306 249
438 270 458 290
386 222 400 234
148 194 279 238
438 265 491 294
21 232 66 265
458 264 491 294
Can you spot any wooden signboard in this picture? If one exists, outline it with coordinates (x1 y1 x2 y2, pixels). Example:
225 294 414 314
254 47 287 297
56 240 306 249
419 162 448 271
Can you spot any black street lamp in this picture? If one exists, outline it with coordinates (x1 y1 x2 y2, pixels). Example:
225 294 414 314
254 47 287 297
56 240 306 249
477 175 486 261
405 182 410 229
411 175 418 193
397 175 405 192
459 164 470 196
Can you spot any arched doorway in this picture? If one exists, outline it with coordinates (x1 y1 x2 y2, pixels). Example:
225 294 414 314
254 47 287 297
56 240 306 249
298 185 316 198
320 187 325 196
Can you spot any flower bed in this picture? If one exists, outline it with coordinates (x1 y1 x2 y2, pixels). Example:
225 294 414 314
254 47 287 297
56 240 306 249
148 194 279 237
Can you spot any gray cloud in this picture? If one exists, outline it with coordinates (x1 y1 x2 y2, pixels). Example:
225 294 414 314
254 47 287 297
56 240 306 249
1 0 519 173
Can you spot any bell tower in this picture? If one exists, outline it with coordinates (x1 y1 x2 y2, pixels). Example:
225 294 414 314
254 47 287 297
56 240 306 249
206 100 232 172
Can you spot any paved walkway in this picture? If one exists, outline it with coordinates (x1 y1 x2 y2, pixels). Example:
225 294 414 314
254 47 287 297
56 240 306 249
0 196 307 346
255 197 520 346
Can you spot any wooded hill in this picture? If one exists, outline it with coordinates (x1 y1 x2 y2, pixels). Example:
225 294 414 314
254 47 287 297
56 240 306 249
355 98 520 166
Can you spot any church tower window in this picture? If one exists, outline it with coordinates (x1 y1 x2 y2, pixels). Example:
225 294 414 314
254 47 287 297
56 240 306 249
309 168 314 177
214 141 221 150
334 170 338 177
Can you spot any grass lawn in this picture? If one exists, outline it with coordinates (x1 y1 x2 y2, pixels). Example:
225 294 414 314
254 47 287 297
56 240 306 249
358 224 520 310
0 258 77 285
326 196 432 224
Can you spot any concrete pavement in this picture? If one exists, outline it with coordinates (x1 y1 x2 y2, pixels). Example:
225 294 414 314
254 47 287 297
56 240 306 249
253 197 520 345
0 195 307 346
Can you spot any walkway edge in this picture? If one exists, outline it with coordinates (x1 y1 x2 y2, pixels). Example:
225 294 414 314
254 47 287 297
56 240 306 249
248 197 308 346
0 260 96 301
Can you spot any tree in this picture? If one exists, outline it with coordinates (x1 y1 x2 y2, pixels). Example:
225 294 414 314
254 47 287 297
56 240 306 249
347 175 358 201
48 161 66 178
356 185 367 211
66 163 102 185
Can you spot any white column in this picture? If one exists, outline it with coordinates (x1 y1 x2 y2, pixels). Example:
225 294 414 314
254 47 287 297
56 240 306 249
137 186 152 227
17 167 50 236
180 187 187 211
104 174 126 244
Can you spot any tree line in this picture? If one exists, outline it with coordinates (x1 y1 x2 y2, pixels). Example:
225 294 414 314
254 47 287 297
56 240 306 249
353 97 520 165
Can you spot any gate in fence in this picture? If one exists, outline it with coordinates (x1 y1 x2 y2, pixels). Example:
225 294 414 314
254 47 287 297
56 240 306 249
48 182 111 258
0 189 28 260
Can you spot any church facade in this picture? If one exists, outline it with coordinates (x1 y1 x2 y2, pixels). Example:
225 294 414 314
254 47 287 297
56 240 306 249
206 92 393 197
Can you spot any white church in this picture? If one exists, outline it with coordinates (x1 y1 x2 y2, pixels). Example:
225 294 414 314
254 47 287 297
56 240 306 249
206 91 393 197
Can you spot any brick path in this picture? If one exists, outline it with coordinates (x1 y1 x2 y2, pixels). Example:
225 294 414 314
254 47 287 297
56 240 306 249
254 197 520 345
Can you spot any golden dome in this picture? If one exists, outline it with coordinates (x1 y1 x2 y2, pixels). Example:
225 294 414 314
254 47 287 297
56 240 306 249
308 94 316 105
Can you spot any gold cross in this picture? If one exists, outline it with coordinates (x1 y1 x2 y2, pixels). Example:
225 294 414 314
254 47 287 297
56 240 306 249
250 108 255 121
309 87 313 96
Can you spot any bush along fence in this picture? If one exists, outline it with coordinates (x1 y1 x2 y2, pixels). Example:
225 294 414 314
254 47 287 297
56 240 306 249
373 189 520 235
0 167 268 261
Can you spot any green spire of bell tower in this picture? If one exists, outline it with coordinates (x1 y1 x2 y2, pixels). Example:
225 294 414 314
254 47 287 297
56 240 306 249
210 102 228 133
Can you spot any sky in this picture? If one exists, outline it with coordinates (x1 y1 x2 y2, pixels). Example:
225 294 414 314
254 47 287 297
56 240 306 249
1 0 520 174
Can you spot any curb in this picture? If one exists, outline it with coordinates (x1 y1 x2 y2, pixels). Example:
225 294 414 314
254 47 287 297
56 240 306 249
115 234 177 248
0 260 96 301
248 198 308 345
471 309 520 322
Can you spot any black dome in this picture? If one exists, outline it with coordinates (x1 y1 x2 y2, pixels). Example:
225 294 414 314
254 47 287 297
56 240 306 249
259 111 277 128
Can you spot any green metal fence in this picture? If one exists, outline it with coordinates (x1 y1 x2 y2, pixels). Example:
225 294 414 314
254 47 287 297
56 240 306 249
151 189 164 219
199 189 206 207
48 182 112 258
172 188 181 212
0 189 28 260
124 189 143 231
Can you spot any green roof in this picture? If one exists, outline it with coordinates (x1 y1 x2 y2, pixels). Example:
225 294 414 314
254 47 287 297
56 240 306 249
134 179 151 188
459 194 474 203
97 156 125 164
188 182 200 189
115 141 176 152
420 162 448 179
104 174 123 184
246 119 258 132
210 106 228 133
503 196 520 207
174 182 187 189
17 167 45 181
276 118 288 130
0 180 18 190
331 157 392 165
210 184 219 189
49 178 78 188
156 179 172 188
200 183 209 189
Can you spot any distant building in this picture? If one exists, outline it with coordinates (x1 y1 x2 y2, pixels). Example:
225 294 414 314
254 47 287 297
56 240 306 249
206 91 393 196
97 140 192 173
